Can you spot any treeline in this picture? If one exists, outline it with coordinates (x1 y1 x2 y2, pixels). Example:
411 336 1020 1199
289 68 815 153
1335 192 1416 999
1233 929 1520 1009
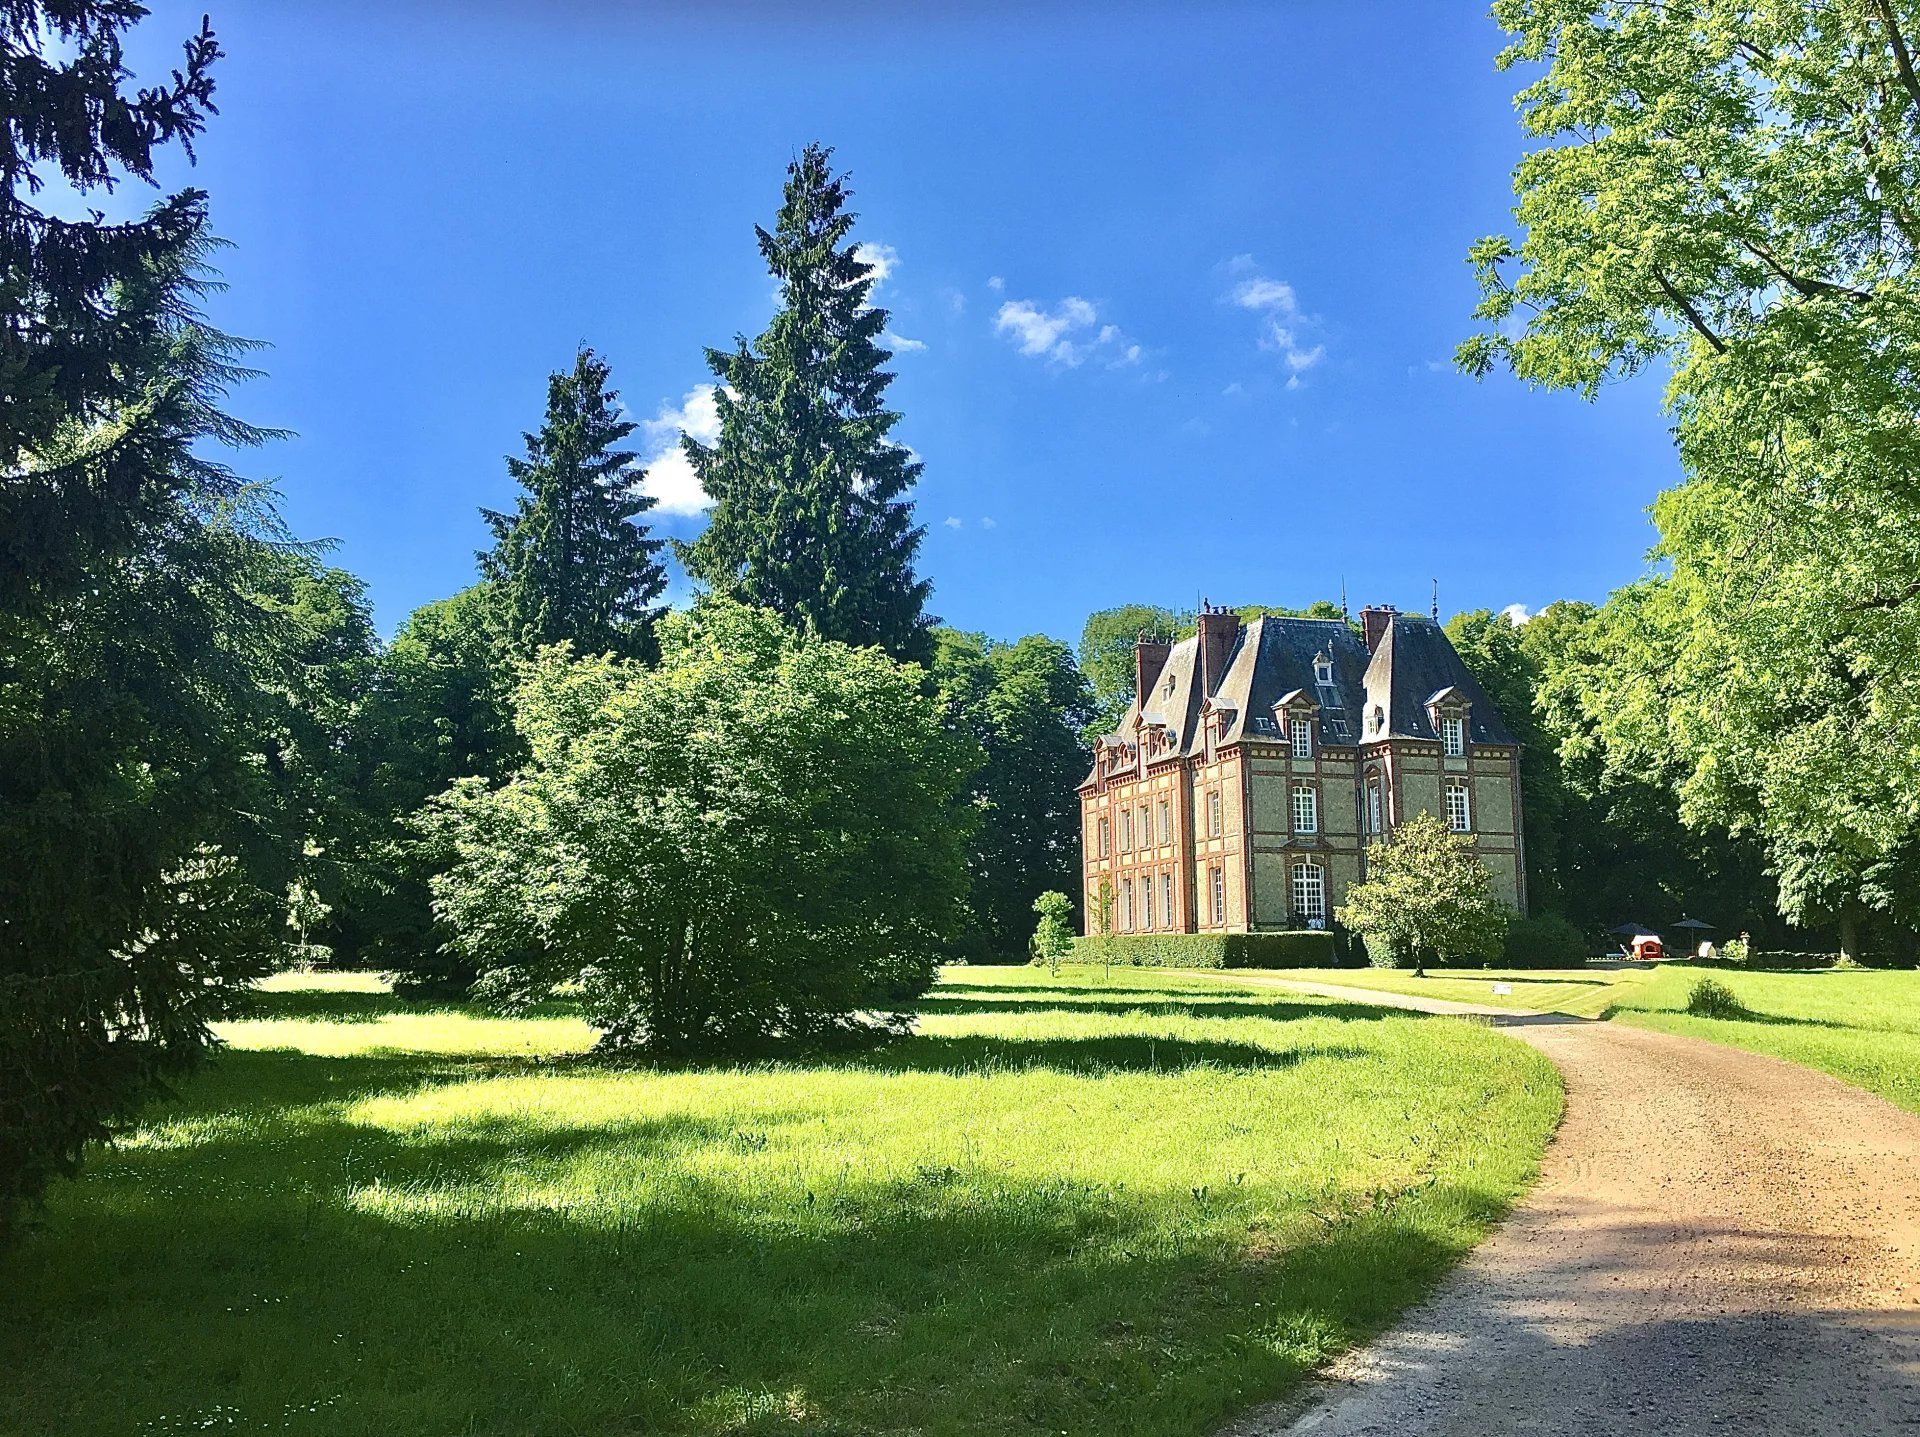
0 5 1089 1239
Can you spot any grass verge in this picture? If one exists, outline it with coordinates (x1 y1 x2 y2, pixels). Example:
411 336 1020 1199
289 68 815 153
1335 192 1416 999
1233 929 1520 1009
0 965 1559 1437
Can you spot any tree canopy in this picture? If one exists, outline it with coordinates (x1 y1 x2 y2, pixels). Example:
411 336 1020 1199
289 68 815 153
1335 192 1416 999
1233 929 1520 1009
1336 813 1510 971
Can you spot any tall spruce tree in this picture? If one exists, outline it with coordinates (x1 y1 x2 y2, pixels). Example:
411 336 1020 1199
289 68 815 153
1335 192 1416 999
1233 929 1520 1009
1 3 302 1241
481 348 667 663
679 144 933 663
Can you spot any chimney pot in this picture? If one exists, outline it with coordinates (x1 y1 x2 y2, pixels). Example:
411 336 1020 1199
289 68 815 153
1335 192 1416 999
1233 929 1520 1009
1361 604 1397 654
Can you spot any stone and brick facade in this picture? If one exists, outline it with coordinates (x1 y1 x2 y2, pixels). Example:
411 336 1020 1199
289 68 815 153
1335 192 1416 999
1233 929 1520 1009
1078 604 1525 936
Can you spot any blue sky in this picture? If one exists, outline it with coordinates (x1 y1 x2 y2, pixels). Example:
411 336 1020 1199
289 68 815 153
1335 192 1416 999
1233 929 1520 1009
116 2 1679 644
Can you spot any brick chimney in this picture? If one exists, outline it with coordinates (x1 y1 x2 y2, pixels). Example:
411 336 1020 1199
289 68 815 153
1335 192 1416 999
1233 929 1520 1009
1196 602 1240 696
1134 632 1172 709
1361 604 1397 655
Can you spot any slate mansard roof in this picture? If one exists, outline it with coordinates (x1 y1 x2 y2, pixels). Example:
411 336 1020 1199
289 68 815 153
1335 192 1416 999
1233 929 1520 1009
1086 612 1516 783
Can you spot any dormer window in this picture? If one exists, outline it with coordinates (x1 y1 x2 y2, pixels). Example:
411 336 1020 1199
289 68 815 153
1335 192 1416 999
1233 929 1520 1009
1442 715 1466 757
1289 715 1313 759
1314 655 1334 686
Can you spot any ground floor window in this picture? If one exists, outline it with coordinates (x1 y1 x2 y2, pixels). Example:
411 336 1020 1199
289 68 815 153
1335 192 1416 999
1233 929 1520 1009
1446 780 1472 833
1143 871 1157 929
1292 861 1325 927
1162 872 1174 929
1209 866 1225 925
1120 878 1134 931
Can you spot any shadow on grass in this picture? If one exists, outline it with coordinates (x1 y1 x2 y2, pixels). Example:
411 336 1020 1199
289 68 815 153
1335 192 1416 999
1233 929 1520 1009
863 1031 1372 1075
233 986 586 1025
914 994 1403 1024
0 1063 1498 1437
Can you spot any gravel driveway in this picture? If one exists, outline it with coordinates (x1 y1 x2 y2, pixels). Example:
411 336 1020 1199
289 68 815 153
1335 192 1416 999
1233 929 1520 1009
1216 976 1920 1436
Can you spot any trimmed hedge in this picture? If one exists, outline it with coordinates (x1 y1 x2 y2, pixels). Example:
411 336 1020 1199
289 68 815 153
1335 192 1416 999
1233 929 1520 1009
1500 913 1589 970
1071 930 1348 970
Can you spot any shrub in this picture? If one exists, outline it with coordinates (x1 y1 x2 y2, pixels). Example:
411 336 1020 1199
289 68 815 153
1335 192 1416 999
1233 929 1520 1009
1685 977 1748 1019
1071 931 1343 969
1501 913 1589 970
1719 937 1750 965
429 600 976 1056
1337 814 1508 972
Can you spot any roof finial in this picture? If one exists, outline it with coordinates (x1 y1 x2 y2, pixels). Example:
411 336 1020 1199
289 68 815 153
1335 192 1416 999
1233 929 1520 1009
1340 577 1349 622
1430 579 1439 621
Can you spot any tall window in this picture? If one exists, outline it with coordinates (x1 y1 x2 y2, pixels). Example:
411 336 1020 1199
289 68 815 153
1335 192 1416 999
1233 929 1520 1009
1442 715 1466 757
1446 780 1472 832
1120 878 1134 931
1098 817 1110 857
1119 808 1133 851
1366 780 1383 835
1209 866 1226 925
1140 804 1151 846
1290 715 1313 760
1157 799 1171 844
1162 872 1174 929
1207 789 1223 837
1292 785 1318 835
1143 872 1156 929
1292 861 1326 926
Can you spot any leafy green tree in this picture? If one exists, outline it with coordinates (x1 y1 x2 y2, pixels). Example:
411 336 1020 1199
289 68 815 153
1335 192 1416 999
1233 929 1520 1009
1463 0 1920 958
481 348 666 664
1030 891 1076 974
933 629 1095 960
352 583 519 989
679 144 933 663
427 599 975 1056
1336 814 1509 973
0 2 297 1241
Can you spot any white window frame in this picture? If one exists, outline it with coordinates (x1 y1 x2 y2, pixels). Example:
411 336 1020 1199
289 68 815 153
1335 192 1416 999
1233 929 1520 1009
1442 715 1466 757
1292 861 1326 926
1143 872 1156 930
1140 803 1151 847
1097 817 1110 857
1119 808 1133 852
1120 877 1134 931
1292 784 1318 835
1446 780 1472 833
1314 658 1334 685
1157 799 1171 845
1207 789 1223 838
1162 872 1174 929
1209 865 1225 925
1366 780 1383 835
1289 715 1313 760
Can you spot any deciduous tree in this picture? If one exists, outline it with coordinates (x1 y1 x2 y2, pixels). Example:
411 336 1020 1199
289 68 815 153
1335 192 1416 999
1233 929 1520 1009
1336 814 1509 972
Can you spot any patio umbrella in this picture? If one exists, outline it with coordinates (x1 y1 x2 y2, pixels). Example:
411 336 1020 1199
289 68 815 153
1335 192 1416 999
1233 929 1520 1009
1608 921 1658 936
1672 917 1715 931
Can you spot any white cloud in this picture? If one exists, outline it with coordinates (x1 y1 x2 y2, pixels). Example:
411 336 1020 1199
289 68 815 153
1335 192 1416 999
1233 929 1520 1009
883 331 927 354
1224 258 1325 385
1501 603 1535 626
638 385 724 516
980 515 997 528
994 295 1139 368
943 515 964 529
1223 381 1246 397
986 275 1005 291
853 241 898 288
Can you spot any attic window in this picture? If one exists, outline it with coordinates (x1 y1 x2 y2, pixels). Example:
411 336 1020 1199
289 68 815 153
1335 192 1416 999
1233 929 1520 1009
1442 715 1466 757
1314 655 1333 685
1162 674 1176 697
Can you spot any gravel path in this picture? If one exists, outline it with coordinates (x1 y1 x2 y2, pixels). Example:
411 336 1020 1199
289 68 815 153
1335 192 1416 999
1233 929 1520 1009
1216 975 1920 1435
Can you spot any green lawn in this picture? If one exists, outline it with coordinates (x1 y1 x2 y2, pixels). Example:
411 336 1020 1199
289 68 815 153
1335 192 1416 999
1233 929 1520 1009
0 966 1559 1437
1243 964 1652 1018
1608 965 1920 1116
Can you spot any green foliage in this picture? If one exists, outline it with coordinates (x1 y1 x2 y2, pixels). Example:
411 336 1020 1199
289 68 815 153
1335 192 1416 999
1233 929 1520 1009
1720 937 1750 965
1465 0 1920 951
1500 913 1589 971
428 600 975 1055
0 3 310 1242
0 967 1561 1435
679 144 932 663
1029 891 1075 973
1072 931 1344 970
1338 814 1510 970
1077 604 1189 736
933 628 1095 961
1684 977 1748 1021
480 348 667 664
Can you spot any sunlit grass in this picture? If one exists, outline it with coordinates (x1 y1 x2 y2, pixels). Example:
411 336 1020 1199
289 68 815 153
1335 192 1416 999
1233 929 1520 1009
1241 965 1649 1016
1609 965 1920 1114
1 964 1559 1437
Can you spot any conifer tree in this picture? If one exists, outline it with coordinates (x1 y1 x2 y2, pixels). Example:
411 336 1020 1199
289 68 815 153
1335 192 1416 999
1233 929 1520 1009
481 348 667 663
679 144 933 663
